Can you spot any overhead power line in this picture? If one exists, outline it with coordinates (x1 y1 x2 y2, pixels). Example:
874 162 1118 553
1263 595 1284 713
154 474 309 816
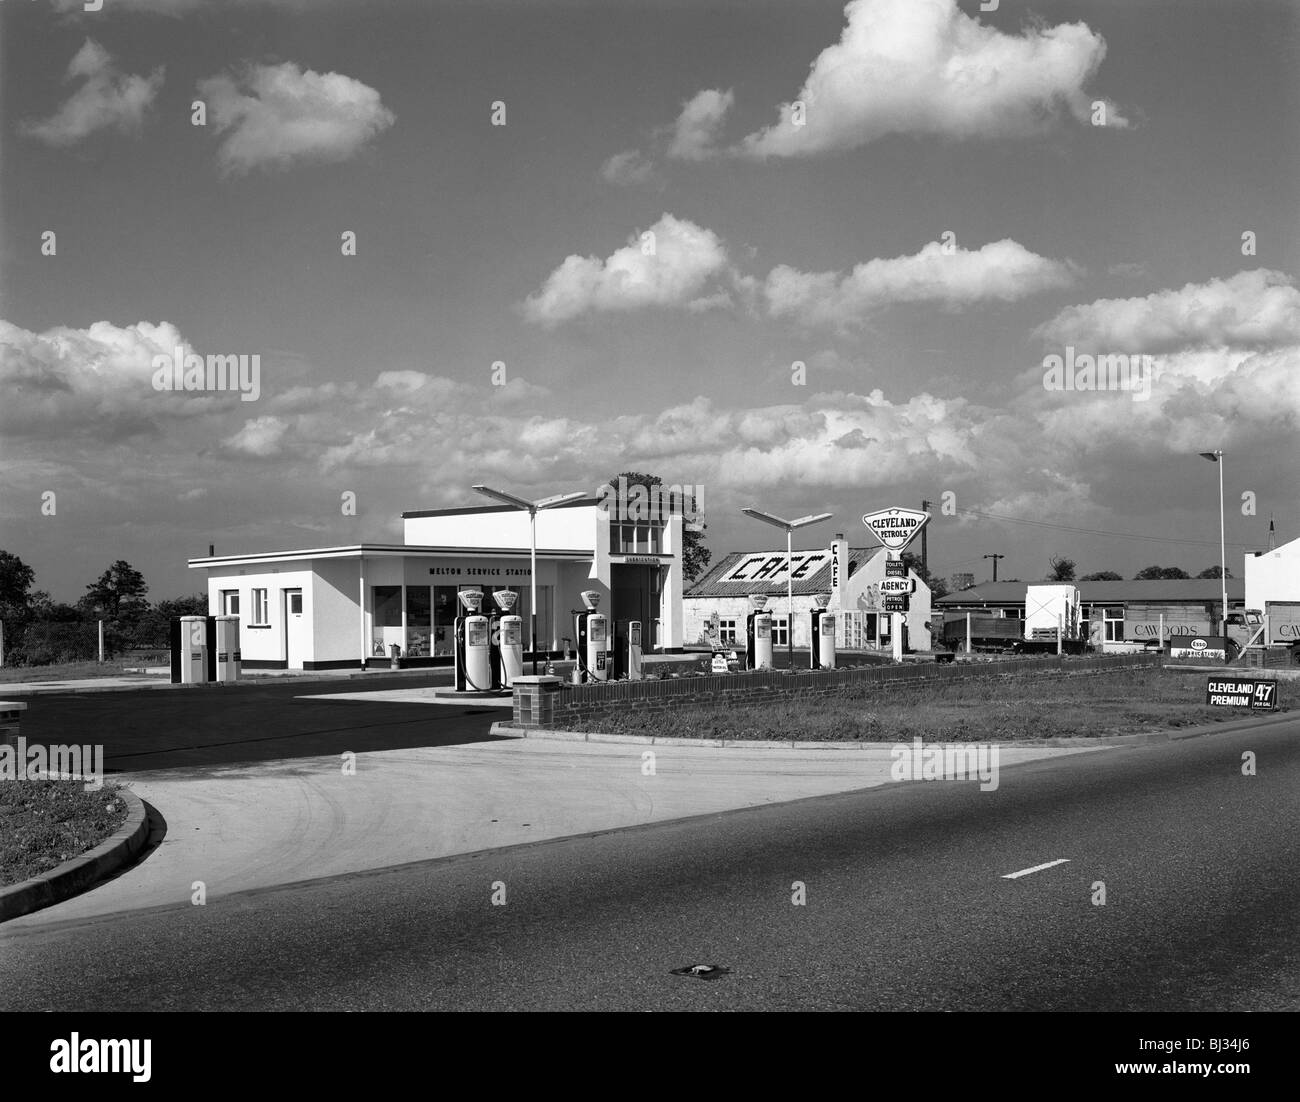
954 508 1255 551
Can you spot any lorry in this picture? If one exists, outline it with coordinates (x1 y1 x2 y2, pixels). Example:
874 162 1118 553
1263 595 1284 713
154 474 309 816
935 584 1090 655
1013 585 1089 655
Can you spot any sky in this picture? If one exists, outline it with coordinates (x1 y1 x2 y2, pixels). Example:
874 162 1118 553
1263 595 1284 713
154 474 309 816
1 0 1297 602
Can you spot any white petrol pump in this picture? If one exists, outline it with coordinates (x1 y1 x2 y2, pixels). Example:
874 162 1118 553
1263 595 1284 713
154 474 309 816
493 589 523 690
454 588 493 692
574 589 610 682
810 593 836 670
746 594 773 670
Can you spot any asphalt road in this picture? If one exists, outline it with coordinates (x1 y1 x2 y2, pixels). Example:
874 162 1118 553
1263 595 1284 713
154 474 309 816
2 717 1296 1011
5 673 504 772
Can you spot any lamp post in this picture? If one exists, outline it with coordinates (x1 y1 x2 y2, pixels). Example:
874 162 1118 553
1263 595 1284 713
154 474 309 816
472 485 586 673
741 508 834 670
1198 450 1228 630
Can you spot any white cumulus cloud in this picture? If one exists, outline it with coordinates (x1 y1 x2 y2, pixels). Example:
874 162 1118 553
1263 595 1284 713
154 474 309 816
522 214 732 327
1034 269 1300 352
765 238 1079 328
20 40 163 147
667 88 735 161
197 61 395 175
734 0 1126 159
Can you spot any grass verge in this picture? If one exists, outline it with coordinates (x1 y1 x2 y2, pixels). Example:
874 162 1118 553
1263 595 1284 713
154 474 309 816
0 779 129 887
0 660 163 683
565 667 1286 742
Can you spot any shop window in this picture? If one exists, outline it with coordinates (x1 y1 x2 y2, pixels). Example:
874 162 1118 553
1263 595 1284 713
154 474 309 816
252 588 268 626
405 586 431 657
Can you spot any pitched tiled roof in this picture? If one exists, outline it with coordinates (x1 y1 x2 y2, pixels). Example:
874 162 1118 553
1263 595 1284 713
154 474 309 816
936 579 1245 606
686 546 880 598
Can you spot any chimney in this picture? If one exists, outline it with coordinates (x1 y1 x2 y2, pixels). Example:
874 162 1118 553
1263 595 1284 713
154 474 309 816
209 544 215 558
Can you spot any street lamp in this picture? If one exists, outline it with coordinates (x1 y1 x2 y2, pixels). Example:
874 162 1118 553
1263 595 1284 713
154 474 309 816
741 508 835 670
1198 450 1228 631
473 485 586 674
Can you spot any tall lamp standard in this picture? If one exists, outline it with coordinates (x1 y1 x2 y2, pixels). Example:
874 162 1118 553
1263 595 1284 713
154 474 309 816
741 508 835 670
472 485 586 674
1198 450 1228 630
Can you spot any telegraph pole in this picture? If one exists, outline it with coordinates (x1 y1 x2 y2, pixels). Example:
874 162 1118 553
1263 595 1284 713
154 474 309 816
983 553 1004 582
920 499 933 579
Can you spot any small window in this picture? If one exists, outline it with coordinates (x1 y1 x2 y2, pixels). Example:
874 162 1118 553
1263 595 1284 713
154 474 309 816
252 588 269 625
221 590 240 615
718 619 739 644
288 592 303 615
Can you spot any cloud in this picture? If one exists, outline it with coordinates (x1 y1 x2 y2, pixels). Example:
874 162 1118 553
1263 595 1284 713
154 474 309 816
1034 269 1300 353
600 149 657 186
20 40 163 147
730 0 1126 159
667 88 735 161
522 213 732 327
197 61 395 175
765 238 1079 328
223 416 289 457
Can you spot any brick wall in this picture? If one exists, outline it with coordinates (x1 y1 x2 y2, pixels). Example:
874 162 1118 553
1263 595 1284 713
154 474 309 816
511 652 1160 728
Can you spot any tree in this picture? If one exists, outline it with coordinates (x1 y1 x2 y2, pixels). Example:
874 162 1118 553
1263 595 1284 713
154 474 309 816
1080 571 1123 581
901 551 948 599
1047 555 1076 581
1196 565 1233 579
606 472 711 583
0 550 36 619
81 560 149 619
1134 565 1191 580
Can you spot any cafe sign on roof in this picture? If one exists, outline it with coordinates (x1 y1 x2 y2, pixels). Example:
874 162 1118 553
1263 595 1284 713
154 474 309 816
862 507 929 552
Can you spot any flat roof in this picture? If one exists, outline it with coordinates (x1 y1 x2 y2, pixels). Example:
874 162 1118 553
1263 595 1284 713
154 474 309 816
402 496 602 519
188 544 594 568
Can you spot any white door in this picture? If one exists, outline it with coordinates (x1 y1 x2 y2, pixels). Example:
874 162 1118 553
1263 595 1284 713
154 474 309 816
284 589 306 669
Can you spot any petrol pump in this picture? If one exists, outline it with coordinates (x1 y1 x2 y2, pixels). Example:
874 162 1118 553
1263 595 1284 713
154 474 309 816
493 589 523 690
746 594 773 670
453 588 493 692
810 593 836 670
614 618 644 680
573 590 610 682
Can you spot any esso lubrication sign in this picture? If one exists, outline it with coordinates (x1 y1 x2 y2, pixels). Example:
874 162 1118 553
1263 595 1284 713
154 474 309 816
863 508 929 552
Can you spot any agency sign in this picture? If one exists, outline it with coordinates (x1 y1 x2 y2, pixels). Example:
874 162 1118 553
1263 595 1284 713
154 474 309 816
863 508 929 552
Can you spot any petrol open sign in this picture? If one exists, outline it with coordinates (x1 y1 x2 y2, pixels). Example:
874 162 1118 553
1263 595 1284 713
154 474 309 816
1205 677 1278 710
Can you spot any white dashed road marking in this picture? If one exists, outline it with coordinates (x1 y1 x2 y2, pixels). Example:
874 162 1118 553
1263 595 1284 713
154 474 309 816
1002 859 1071 880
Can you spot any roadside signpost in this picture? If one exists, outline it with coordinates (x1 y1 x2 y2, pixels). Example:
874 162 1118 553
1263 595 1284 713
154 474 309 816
1205 676 1278 710
862 507 930 662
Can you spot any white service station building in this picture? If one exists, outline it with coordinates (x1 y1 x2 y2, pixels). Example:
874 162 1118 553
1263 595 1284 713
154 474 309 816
188 497 686 670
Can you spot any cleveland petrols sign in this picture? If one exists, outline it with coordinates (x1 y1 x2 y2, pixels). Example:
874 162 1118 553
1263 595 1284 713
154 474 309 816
862 507 929 552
